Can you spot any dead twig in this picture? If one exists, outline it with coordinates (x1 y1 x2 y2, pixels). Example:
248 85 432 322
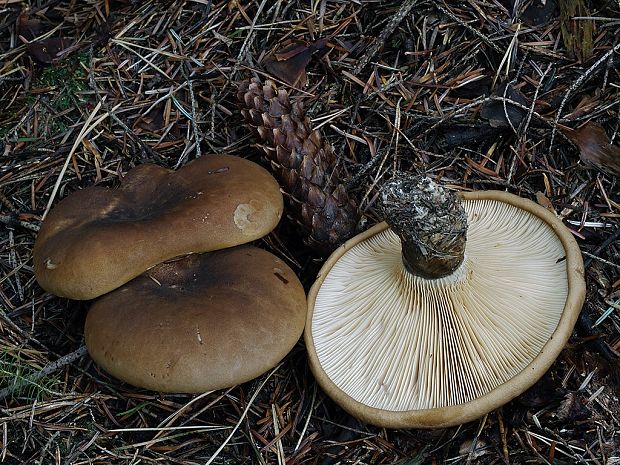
0 346 88 401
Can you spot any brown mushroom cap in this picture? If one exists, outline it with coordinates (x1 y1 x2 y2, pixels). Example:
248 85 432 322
305 190 585 428
85 245 306 392
33 155 283 300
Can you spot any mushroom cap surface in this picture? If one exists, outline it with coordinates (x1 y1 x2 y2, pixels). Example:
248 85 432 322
305 191 585 428
33 155 283 300
85 245 306 392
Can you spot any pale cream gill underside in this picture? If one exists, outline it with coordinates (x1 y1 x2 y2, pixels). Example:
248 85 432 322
312 199 569 411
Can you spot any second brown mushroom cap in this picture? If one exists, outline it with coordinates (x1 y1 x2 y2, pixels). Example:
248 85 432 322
85 246 307 392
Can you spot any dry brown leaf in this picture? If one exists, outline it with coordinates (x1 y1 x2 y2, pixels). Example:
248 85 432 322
480 83 528 129
535 192 556 213
26 38 73 63
262 39 327 87
17 10 75 63
134 103 166 133
16 11 43 41
559 122 620 177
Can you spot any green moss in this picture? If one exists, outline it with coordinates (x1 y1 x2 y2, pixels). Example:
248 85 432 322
34 53 89 111
0 53 95 140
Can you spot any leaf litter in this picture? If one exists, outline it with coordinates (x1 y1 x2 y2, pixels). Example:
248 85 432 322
0 1 619 464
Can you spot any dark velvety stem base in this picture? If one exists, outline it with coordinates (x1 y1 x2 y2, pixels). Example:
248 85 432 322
380 175 468 280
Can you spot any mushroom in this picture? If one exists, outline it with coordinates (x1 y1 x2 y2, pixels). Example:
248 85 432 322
85 245 306 392
305 176 585 428
33 155 283 300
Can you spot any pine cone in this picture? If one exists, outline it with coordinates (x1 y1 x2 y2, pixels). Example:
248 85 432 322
237 78 359 255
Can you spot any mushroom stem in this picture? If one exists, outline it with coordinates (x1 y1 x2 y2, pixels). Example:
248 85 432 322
380 175 468 279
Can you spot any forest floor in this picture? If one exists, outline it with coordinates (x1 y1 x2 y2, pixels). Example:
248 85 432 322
0 0 619 464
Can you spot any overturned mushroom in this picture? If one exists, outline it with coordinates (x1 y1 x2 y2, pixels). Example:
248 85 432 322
34 155 283 300
85 245 306 392
305 176 585 428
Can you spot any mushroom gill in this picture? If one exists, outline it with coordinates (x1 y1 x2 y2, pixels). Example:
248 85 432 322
311 198 569 412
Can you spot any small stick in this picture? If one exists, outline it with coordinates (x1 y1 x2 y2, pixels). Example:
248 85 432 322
584 227 620 269
183 63 202 159
205 366 278 465
435 3 503 54
549 43 620 153
353 0 419 74
0 346 88 401
0 215 40 232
